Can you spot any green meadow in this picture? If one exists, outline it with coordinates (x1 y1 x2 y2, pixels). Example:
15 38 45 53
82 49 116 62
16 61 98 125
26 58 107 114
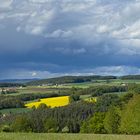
0 133 139 140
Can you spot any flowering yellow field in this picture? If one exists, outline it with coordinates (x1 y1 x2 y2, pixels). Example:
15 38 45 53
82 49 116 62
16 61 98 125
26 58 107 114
84 97 97 103
25 96 69 108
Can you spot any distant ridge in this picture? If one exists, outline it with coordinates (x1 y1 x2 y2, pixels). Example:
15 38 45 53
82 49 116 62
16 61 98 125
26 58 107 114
27 75 117 85
0 78 39 84
1 74 140 85
120 75 140 80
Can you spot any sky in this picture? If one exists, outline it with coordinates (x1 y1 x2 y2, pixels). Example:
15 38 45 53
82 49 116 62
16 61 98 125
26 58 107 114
1 0 140 79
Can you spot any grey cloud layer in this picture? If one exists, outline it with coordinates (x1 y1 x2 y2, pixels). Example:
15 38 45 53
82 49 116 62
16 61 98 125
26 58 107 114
0 0 140 78
1 0 140 54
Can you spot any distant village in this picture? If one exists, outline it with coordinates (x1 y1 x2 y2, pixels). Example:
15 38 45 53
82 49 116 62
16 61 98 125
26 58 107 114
0 87 20 94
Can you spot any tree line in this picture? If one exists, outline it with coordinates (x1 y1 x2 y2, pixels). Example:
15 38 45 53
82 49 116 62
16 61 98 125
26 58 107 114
27 75 117 85
1 91 139 134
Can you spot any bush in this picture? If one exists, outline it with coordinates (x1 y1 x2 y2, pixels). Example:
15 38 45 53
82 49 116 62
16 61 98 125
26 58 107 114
44 118 58 133
69 94 80 103
11 115 32 132
119 95 140 134
95 94 121 112
80 112 106 134
62 126 69 133
1 125 11 132
128 83 140 94
104 106 121 134
0 96 24 109
37 103 50 110
121 93 134 103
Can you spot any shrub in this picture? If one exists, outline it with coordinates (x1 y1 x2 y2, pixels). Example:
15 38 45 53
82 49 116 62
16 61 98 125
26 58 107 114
62 126 69 133
80 112 106 134
1 125 11 132
104 106 121 134
120 95 140 134
44 118 58 133
11 115 32 132
37 103 50 110
69 94 80 103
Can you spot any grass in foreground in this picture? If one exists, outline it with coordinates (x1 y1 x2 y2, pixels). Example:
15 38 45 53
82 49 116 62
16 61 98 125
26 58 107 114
0 133 139 140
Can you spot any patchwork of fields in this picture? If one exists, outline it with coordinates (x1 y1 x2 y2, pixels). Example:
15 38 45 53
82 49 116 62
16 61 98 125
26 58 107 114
0 79 135 113
0 78 140 136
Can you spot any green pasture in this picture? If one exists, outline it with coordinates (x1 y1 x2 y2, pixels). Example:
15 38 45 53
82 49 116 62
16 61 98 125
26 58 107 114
0 133 139 140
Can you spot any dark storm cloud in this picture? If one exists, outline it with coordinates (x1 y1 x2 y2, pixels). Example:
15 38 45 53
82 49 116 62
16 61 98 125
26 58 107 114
0 0 140 78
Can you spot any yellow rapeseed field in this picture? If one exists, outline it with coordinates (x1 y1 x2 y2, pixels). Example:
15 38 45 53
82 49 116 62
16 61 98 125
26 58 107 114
25 96 69 108
84 97 97 103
